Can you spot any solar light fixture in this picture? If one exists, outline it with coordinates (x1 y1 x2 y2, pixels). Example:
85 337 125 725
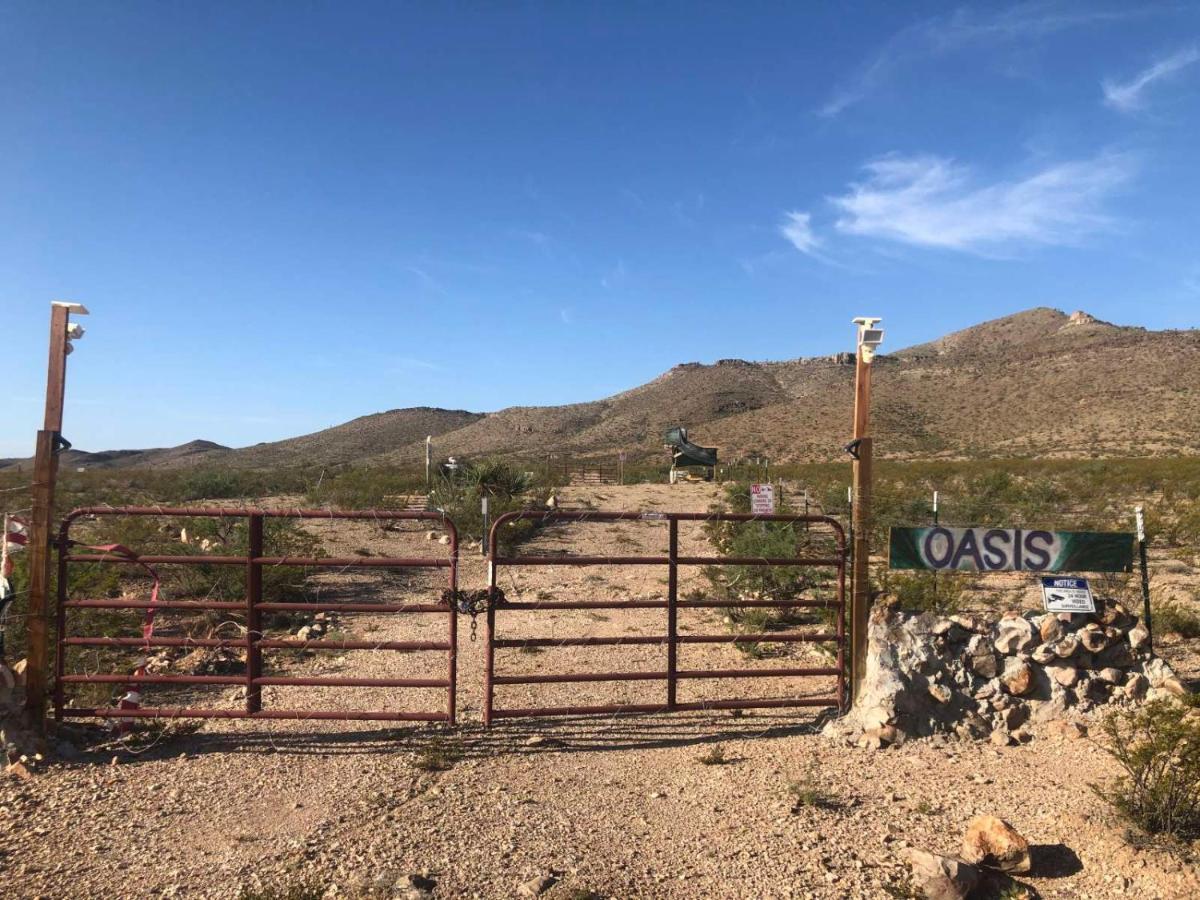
852 316 884 363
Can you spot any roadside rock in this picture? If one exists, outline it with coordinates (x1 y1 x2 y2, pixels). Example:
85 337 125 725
903 848 980 900
961 815 1031 874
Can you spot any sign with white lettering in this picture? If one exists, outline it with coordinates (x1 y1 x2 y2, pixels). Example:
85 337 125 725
1041 576 1095 613
888 527 1133 573
750 483 775 515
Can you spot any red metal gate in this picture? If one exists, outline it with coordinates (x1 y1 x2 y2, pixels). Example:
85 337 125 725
54 506 459 724
483 511 846 724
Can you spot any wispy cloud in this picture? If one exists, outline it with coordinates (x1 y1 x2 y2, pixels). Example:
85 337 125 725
406 266 447 295
821 3 1139 117
824 152 1133 254
390 356 443 372
780 211 821 255
1103 45 1200 112
559 308 572 324
600 259 628 289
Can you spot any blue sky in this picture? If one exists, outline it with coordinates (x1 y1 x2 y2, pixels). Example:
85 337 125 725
3 2 1199 456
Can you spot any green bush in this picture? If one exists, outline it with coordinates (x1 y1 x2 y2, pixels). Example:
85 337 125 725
1152 596 1200 639
1093 697 1200 842
429 458 548 550
887 571 964 616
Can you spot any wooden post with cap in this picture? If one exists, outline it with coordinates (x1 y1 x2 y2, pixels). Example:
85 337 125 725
849 316 882 704
24 301 87 730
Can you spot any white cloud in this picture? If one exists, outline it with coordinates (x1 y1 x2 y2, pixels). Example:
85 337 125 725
779 211 821 255
827 152 1132 254
821 3 1141 117
1102 45 1200 112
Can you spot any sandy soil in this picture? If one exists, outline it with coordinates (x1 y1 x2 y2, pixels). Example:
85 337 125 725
3 483 1198 899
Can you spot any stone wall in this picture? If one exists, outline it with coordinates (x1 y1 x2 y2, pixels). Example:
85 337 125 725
829 598 1183 748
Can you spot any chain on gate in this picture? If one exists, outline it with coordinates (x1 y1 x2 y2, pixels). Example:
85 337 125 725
443 587 506 641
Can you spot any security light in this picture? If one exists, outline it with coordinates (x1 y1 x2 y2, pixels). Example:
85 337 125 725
852 316 884 363
66 323 85 339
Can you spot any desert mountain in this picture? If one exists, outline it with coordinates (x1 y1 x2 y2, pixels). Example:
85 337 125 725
6 308 1197 470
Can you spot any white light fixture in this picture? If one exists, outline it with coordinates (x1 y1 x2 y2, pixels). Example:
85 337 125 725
852 316 884 363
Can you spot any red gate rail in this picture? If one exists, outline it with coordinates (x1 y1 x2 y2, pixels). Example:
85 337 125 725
484 511 846 724
54 506 459 724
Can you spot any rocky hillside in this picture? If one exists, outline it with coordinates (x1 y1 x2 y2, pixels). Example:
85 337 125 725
6 308 1197 470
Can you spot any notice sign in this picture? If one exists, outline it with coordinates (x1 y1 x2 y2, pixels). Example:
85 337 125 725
1041 576 1095 614
750 483 776 515
889 527 1133 573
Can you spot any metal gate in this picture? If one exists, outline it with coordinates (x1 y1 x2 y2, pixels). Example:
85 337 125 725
483 510 846 724
54 506 459 723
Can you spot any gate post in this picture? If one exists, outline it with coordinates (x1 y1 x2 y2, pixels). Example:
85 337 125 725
850 437 872 702
666 517 679 710
245 513 264 714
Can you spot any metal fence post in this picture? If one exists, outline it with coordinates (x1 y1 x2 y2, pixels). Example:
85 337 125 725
666 516 679 710
245 513 264 714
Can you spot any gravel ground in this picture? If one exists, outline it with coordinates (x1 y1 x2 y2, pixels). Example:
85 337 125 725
3 483 1198 899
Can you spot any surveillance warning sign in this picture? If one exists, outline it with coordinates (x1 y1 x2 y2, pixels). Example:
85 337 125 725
1040 576 1095 614
750 483 775 515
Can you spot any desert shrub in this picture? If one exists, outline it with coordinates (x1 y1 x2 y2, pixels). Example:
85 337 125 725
306 465 426 509
887 571 964 615
1092 697 1200 841
429 459 548 550
1152 596 1200 639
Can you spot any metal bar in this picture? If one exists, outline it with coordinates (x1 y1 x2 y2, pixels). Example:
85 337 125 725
60 506 458 522
258 639 450 651
60 708 450 722
447 518 459 726
64 637 450 651
675 556 845 567
253 676 449 688
245 513 263 715
490 697 839 719
498 599 670 610
64 554 452 568
677 599 843 609
63 599 246 611
492 671 667 685
255 602 447 614
837 550 848 712
59 674 245 685
493 636 667 648
667 517 678 710
675 667 840 679
677 633 839 644
52 530 69 721
491 555 667 567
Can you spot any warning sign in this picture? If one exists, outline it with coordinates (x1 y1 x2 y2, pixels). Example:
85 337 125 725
750 483 775 515
1040 576 1095 614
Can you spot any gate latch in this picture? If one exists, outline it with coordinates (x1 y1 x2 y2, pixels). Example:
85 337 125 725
442 588 506 641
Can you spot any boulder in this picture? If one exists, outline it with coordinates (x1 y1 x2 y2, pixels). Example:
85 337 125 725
1128 622 1150 652
1038 615 1063 643
1031 643 1056 665
1045 720 1087 741
1050 665 1080 689
1097 641 1135 669
1078 624 1108 654
1123 672 1149 700
966 638 1000 679
1052 635 1080 659
961 815 1032 874
903 849 980 900
994 615 1036 655
1001 659 1034 697
1096 667 1124 685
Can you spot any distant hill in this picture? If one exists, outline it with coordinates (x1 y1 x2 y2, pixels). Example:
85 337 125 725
5 308 1198 471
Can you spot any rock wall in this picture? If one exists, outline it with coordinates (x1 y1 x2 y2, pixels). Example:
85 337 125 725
830 599 1182 748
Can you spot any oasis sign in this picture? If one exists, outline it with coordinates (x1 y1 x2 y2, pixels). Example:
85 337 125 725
889 527 1133 573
